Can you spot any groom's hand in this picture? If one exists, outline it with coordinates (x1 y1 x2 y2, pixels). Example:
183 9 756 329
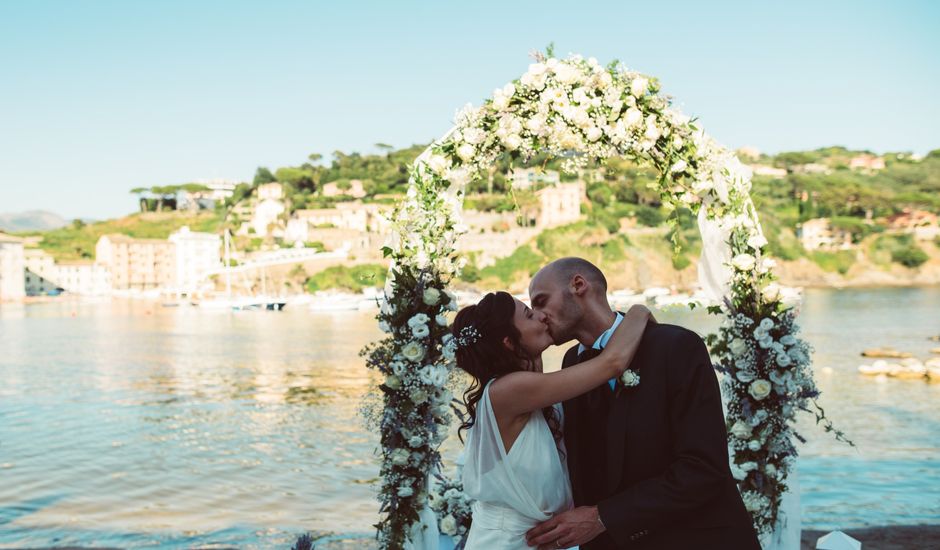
525 505 605 549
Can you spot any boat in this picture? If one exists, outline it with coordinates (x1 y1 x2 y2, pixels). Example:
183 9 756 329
196 231 287 312
861 348 913 359
608 289 645 309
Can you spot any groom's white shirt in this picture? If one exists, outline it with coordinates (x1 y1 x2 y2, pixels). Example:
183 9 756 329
577 312 624 390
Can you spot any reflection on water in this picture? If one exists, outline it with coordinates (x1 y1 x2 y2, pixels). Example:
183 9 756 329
1 288 938 547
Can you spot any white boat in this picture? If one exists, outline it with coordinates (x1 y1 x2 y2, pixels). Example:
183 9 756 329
642 287 671 300
608 289 644 309
310 292 362 312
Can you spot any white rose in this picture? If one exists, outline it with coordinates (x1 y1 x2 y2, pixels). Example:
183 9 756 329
401 341 427 363
759 318 774 331
411 324 430 339
776 353 792 368
729 338 748 357
741 461 758 472
410 389 428 404
456 143 475 163
492 93 509 111
440 514 457 536
525 116 546 135
624 107 642 128
630 77 649 97
730 420 752 439
391 448 410 465
748 379 773 400
436 314 448 326
463 127 485 145
408 313 429 329
747 234 768 250
643 115 661 141
554 62 581 84
585 126 603 142
503 134 522 150
780 335 797 346
748 440 761 452
423 287 441 305
397 485 414 498
408 435 423 448
620 370 641 387
670 160 688 173
762 283 782 302
428 154 449 175
758 258 777 273
385 375 401 390
732 253 756 272
391 361 406 376
527 62 547 77
758 335 774 349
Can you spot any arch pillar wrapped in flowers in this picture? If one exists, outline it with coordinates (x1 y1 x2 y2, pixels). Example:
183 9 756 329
361 49 848 550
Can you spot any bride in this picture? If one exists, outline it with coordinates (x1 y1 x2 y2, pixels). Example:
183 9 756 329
451 291 653 549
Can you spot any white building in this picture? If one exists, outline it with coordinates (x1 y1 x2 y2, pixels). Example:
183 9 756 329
56 262 112 296
251 182 286 236
24 248 61 296
0 233 26 301
849 154 886 171
749 164 788 178
536 181 584 228
798 218 853 251
168 226 221 294
181 179 240 210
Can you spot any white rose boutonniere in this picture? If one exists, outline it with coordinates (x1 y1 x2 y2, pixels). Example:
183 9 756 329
619 369 641 389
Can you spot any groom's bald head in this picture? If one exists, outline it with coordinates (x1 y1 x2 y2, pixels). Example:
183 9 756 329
533 257 608 298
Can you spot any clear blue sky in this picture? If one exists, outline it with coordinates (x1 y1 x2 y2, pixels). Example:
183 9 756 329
1 0 937 220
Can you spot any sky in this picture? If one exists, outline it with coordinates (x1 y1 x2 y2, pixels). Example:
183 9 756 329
1 0 938 220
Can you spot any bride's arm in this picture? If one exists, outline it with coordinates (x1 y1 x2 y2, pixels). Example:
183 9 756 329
489 304 653 419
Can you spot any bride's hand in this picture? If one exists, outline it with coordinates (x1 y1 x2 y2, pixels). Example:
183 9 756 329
602 304 654 373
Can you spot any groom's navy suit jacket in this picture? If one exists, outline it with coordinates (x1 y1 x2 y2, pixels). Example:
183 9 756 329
561 322 760 550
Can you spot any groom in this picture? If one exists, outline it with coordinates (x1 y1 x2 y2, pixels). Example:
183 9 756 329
525 258 760 550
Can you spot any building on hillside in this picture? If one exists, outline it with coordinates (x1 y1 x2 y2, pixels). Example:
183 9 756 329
797 218 853 251
168 226 221 294
56 262 112 296
0 233 25 301
749 164 788 178
96 234 176 291
251 182 287 237
848 154 886 171
24 248 62 296
886 208 940 240
535 181 584 229
287 202 390 242
736 146 761 160
792 163 831 175
511 168 561 190
180 179 239 210
321 179 367 199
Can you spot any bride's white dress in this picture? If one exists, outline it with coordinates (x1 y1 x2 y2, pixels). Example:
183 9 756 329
461 381 574 549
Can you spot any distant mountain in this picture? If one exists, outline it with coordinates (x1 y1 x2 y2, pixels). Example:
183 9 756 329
0 210 70 232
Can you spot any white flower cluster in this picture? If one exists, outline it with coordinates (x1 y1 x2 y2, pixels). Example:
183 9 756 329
430 476 473 542
713 305 822 535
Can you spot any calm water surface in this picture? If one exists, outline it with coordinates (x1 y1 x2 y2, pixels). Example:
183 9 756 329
1 288 938 548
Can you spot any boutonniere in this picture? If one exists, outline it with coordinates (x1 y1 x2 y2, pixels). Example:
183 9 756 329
616 369 641 397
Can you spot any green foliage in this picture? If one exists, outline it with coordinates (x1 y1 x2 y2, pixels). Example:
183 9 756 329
870 234 929 268
253 167 277 185
810 250 856 274
633 205 664 227
305 264 388 292
478 245 545 285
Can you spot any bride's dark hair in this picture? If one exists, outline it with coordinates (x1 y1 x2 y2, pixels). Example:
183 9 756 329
452 291 562 447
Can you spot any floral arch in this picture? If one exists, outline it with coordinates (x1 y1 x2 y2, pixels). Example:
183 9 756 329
362 50 847 549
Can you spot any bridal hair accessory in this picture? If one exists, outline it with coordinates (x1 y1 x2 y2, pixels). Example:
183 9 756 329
455 326 482 349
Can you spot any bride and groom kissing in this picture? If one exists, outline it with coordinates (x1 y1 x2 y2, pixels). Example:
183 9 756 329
450 257 760 549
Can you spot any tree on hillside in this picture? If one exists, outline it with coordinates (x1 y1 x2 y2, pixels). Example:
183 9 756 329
150 185 180 212
130 187 152 212
253 167 277 186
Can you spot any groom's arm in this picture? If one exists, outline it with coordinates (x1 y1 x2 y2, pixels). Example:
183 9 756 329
597 329 732 546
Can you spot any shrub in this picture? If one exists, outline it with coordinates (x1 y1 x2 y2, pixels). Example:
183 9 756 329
305 263 387 292
811 250 855 274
